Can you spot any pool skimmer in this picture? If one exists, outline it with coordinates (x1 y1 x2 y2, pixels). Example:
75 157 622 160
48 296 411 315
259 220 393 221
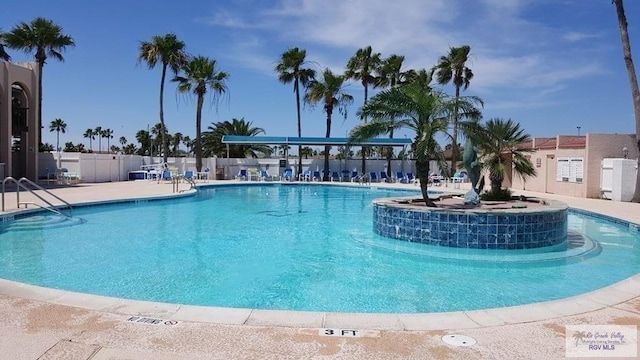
442 334 476 347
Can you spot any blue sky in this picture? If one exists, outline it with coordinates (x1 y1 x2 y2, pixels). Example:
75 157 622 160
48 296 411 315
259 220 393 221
2 0 639 153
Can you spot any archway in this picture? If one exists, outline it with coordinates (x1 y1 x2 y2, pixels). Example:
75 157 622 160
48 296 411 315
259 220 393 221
11 83 30 178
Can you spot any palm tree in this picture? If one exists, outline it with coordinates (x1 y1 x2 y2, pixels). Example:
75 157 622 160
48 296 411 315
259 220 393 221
202 118 272 158
351 84 482 206
345 46 382 173
135 130 151 156
613 0 640 203
83 128 96 152
305 69 353 181
376 54 412 175
2 18 75 143
467 118 536 196
102 128 114 153
300 146 313 159
434 45 474 173
119 136 127 147
94 126 102 152
173 56 229 171
138 33 187 163
0 30 10 61
182 135 192 155
172 132 183 155
275 47 316 176
49 118 66 152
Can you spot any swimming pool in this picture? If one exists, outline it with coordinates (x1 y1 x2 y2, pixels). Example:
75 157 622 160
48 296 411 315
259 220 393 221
0 183 639 313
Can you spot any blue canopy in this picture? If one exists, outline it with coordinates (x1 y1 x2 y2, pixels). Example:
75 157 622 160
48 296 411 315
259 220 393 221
221 135 411 146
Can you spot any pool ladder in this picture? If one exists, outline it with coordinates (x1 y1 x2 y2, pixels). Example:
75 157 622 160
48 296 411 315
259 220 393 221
1 177 73 217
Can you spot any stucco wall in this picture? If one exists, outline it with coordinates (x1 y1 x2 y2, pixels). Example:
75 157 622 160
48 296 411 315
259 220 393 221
512 147 587 197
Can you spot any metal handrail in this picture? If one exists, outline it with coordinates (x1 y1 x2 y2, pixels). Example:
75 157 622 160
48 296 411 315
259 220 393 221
1 177 72 216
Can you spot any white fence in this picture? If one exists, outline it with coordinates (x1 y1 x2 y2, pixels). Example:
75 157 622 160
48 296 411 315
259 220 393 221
38 152 445 183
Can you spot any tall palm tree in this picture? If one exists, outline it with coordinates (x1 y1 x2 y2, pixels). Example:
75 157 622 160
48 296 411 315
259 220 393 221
2 18 75 143
613 0 640 203
101 128 114 153
49 118 66 152
182 135 192 156
83 128 96 152
305 69 353 181
275 47 316 176
138 33 187 163
434 45 474 173
119 136 127 147
376 54 412 175
94 126 102 152
173 56 229 171
351 84 482 206
202 118 272 158
0 29 10 61
172 132 183 155
467 118 536 195
135 129 151 156
345 46 382 173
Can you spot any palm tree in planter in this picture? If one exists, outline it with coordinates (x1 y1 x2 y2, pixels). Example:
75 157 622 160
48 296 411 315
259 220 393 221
3 18 75 143
466 118 536 200
49 118 66 152
173 56 229 172
305 69 353 181
351 83 482 206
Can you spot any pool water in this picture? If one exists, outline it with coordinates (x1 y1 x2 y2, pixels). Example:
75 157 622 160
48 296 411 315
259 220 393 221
0 184 639 313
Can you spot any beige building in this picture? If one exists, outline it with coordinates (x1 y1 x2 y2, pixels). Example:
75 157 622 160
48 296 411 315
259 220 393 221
510 133 638 199
0 61 39 180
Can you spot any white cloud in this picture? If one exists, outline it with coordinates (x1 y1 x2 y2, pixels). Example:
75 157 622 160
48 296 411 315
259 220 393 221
203 0 609 112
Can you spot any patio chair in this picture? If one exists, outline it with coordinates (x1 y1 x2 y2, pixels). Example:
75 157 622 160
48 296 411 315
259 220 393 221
369 172 378 183
184 170 194 181
235 169 247 180
259 170 273 181
396 171 408 184
198 167 210 182
380 171 392 183
330 171 340 182
282 169 294 181
350 171 359 182
406 172 416 184
299 170 312 182
312 170 322 182
341 169 351 182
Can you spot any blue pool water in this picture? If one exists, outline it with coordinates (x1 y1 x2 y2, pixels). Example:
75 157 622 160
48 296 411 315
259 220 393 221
0 184 639 313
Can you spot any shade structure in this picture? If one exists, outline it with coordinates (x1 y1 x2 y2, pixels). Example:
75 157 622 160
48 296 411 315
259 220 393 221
221 135 411 146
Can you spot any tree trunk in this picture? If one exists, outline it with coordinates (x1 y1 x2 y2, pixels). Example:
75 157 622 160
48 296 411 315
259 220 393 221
614 0 640 202
324 105 332 181
361 82 369 174
295 78 303 176
160 64 168 163
450 87 460 176
416 157 436 207
195 93 204 172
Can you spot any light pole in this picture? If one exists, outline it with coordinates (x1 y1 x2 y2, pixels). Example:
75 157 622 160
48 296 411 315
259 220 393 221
577 126 581 136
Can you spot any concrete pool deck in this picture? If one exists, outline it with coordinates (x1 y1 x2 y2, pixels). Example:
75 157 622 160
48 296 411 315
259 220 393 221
1 180 640 359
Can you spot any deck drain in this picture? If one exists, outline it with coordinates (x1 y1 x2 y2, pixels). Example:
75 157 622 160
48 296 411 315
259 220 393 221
442 334 476 347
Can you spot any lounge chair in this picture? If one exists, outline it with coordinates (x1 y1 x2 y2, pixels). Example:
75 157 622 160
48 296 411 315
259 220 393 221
406 172 416 184
380 171 392 183
259 170 274 181
350 171 359 182
198 167 210 181
330 171 340 182
236 169 247 180
341 169 351 182
369 172 378 183
282 169 294 181
396 171 408 183
184 170 194 181
247 168 260 181
299 170 312 182
312 171 322 182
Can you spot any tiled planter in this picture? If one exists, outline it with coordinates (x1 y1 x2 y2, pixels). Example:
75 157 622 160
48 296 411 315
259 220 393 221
373 198 568 250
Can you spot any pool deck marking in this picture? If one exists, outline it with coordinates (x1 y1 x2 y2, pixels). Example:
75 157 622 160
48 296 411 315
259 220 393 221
0 180 639 358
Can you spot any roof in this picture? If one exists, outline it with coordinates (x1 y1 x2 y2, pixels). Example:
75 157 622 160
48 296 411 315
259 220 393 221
221 136 412 146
